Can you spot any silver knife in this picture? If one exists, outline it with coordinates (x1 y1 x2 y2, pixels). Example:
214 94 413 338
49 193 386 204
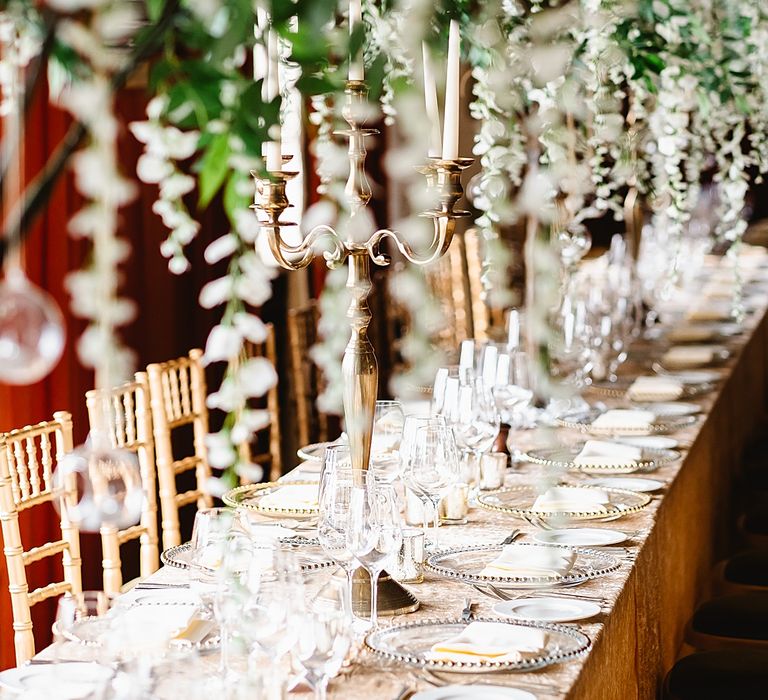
460 598 474 622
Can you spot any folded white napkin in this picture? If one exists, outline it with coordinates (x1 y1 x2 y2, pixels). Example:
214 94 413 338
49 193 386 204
591 409 655 432
532 486 610 513
573 439 642 467
430 621 548 663
667 326 716 343
259 484 318 510
627 376 684 401
686 305 730 323
112 605 197 653
662 345 714 368
480 543 577 578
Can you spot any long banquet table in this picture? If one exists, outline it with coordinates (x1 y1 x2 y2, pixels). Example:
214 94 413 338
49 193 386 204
29 258 768 700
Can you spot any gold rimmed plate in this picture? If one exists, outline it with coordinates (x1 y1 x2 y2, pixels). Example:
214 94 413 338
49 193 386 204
223 481 318 518
477 484 651 522
588 377 714 401
522 442 680 474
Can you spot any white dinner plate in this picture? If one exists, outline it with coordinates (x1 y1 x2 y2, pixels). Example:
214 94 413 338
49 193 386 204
643 402 701 417
492 596 601 623
532 528 628 546
587 477 665 493
413 686 536 700
0 662 118 698
614 435 679 450
659 369 722 384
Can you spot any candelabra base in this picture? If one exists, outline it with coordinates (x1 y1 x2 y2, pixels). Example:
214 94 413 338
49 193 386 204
318 567 420 618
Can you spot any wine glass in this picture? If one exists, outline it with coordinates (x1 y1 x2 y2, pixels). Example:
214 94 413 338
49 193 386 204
401 415 446 546
444 376 500 490
369 400 404 483
296 584 353 700
242 545 306 695
404 424 460 551
317 466 368 623
347 481 402 627
190 507 236 576
492 351 534 429
53 591 118 664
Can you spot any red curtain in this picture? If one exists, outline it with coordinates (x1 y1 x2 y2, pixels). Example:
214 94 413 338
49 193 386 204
0 81 224 669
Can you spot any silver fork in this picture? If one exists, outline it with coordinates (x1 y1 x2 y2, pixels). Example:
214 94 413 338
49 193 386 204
487 583 610 606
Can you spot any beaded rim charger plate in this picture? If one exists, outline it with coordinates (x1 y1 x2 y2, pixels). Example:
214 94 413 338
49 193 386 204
521 443 680 474
476 484 651 522
588 377 714 401
423 542 621 589
556 408 697 436
160 537 334 573
222 480 318 517
364 616 591 672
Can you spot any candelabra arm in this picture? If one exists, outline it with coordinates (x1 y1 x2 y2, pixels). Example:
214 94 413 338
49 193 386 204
265 224 348 271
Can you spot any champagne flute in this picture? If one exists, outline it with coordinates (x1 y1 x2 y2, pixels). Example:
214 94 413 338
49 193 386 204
347 481 402 627
405 424 460 550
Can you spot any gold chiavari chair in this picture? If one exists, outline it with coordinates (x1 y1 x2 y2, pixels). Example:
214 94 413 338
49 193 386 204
287 301 331 447
85 373 160 595
147 349 211 550
241 322 282 482
0 411 81 665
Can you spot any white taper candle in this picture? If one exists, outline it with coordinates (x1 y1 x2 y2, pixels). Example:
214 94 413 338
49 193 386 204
349 0 364 81
264 27 282 171
422 42 442 158
441 19 460 160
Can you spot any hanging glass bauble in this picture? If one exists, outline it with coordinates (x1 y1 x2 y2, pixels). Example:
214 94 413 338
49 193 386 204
0 269 65 384
53 440 144 533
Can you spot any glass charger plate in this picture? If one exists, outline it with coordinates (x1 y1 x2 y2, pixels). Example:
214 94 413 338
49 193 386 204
160 537 334 573
364 617 590 672
655 346 730 371
588 377 714 401
62 614 220 652
522 443 680 474
477 484 651 522
223 481 318 517
424 542 620 589
555 408 697 436
296 440 343 462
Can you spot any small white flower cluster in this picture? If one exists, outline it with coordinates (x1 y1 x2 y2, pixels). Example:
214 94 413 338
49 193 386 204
468 3 528 310
647 65 702 283
54 5 138 390
130 96 201 274
0 5 41 117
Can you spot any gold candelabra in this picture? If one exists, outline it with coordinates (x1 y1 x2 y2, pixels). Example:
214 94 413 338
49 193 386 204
252 80 472 615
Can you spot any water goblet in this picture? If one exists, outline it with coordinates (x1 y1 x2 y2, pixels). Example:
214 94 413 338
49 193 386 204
347 481 402 627
404 424 460 550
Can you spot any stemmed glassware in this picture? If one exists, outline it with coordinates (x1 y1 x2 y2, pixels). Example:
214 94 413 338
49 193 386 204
492 351 534 429
441 375 500 490
296 583 353 700
369 400 405 483
404 424 460 551
347 481 403 627
401 415 446 547
317 465 370 623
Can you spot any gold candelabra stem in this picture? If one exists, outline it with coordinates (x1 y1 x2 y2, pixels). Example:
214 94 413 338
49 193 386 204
251 80 472 614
